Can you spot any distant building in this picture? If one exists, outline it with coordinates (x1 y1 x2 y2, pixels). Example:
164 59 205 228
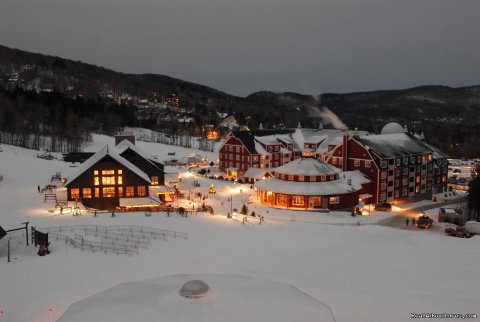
166 91 180 108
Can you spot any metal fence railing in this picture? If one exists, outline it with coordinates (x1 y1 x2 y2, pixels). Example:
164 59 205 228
36 225 187 256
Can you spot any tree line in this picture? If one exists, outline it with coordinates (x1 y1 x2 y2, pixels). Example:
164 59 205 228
0 88 137 152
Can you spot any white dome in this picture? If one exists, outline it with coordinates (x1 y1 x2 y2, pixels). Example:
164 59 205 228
381 122 405 135
58 274 336 322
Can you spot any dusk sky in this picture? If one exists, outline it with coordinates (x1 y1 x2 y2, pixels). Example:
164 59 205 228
1 0 479 96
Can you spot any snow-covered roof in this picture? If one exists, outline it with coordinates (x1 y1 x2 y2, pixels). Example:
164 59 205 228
57 274 335 322
255 170 367 196
243 168 272 180
275 158 340 177
116 139 165 169
254 141 269 155
255 135 280 146
65 145 151 185
357 133 431 158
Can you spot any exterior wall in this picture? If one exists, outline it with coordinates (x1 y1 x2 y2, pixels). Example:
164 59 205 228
66 155 150 210
256 188 361 211
219 136 252 173
433 158 448 193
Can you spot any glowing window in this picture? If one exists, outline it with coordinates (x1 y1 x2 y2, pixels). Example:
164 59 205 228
151 176 158 185
102 170 115 175
71 188 80 199
102 176 115 185
94 177 99 186
310 176 317 182
137 186 146 196
82 188 92 199
292 196 304 206
118 186 123 197
103 187 116 197
299 175 305 182
126 186 135 197
93 170 99 175
117 176 123 185
118 169 123 174
329 196 340 204
94 188 100 198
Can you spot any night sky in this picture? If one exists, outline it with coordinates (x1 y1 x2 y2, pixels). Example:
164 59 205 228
1 0 479 96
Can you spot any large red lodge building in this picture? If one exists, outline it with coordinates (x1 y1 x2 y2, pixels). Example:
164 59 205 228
219 123 448 210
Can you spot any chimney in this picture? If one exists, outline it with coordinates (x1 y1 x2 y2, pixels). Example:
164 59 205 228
342 129 349 172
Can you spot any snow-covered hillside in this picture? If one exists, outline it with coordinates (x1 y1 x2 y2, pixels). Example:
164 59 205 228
0 136 479 322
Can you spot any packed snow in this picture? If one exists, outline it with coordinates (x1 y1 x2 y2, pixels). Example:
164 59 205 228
0 134 479 322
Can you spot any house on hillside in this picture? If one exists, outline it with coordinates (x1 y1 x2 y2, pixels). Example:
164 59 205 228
65 140 174 210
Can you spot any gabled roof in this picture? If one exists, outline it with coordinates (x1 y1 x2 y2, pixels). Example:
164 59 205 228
243 168 272 180
65 145 151 186
116 139 165 172
356 133 432 158
230 131 257 154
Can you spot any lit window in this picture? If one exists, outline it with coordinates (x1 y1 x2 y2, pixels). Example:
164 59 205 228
126 186 135 197
118 169 123 174
117 176 123 185
292 196 304 206
329 196 340 204
103 187 116 197
299 175 305 182
310 176 317 182
415 186 420 193
332 157 337 165
151 176 158 185
93 170 99 175
288 175 294 181
118 186 123 197
137 186 146 196
94 188 100 198
71 188 80 199
102 176 115 185
82 188 92 199
321 175 326 182
381 172 387 180
94 177 99 186
102 170 115 175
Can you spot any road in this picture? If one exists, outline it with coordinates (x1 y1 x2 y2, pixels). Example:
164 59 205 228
377 196 467 232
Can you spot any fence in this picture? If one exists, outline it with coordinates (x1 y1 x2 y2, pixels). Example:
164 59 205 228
36 225 188 256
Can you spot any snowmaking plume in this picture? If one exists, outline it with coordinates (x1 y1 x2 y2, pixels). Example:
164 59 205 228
306 106 348 130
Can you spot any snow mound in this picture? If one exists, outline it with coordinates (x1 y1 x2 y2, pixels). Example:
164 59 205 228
381 122 405 135
58 274 335 322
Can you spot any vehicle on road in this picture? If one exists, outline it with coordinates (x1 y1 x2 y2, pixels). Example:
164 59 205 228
374 202 392 211
416 215 433 229
445 227 473 238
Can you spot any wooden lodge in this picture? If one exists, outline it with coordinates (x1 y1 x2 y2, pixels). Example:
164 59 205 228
65 140 175 210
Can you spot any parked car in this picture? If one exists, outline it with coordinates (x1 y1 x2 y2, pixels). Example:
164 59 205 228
416 215 433 229
374 202 392 211
445 227 473 238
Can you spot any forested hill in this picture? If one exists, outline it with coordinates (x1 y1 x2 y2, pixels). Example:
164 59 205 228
0 44 479 157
